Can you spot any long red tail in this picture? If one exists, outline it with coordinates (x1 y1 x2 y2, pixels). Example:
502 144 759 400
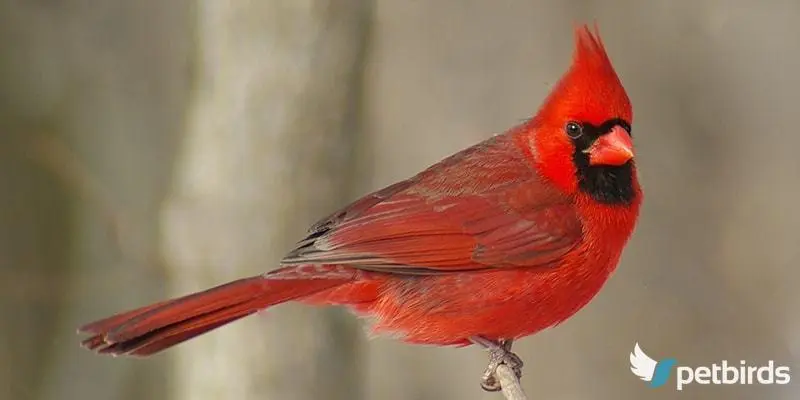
79 271 349 356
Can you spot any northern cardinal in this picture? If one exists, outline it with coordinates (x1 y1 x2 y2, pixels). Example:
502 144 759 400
79 25 640 391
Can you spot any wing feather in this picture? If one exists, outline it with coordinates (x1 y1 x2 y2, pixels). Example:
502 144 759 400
282 134 583 274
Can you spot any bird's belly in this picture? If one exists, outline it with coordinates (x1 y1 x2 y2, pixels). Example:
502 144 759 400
365 265 615 345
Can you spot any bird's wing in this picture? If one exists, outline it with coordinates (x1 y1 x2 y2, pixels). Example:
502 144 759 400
282 135 583 274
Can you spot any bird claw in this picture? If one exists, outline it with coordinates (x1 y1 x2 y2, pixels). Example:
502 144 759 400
471 337 524 392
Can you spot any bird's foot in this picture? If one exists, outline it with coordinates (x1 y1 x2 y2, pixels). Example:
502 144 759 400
470 336 524 392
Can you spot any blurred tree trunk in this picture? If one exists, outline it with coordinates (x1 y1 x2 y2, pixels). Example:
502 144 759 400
0 130 71 400
0 2 190 400
161 1 371 400
0 5 73 398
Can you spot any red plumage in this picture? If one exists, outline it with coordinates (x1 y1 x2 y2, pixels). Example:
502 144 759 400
79 25 641 368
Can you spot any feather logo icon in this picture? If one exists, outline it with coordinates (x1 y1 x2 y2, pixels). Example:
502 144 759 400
630 342 677 388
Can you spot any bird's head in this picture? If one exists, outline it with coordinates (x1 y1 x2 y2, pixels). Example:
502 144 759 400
524 24 638 205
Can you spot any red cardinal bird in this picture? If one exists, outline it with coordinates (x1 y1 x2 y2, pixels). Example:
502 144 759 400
79 25 640 391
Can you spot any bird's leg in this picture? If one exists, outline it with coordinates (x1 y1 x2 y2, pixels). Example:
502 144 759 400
470 336 524 392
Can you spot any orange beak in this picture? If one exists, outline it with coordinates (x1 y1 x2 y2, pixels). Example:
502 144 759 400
587 126 634 166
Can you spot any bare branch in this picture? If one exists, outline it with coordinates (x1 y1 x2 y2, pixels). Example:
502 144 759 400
495 364 529 400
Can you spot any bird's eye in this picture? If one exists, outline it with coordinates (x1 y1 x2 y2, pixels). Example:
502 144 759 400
565 121 583 139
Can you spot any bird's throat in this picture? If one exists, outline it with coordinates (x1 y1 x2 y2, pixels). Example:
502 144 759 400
573 161 636 205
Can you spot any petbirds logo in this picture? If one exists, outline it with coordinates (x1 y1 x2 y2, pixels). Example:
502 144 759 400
630 343 678 388
629 342 791 391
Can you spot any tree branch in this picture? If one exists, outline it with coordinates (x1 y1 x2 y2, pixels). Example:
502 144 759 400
495 364 529 400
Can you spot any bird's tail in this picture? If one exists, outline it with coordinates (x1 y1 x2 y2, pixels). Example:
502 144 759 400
79 268 352 356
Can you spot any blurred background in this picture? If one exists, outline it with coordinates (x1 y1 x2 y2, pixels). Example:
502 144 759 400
1 1 798 399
